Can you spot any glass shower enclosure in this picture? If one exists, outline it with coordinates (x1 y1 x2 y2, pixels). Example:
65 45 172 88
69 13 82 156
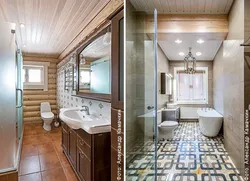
126 0 158 180
0 21 23 173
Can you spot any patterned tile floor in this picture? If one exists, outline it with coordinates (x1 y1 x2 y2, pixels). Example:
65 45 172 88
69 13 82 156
126 122 243 181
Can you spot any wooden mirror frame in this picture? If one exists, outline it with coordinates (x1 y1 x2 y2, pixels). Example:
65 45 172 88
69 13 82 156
75 23 111 102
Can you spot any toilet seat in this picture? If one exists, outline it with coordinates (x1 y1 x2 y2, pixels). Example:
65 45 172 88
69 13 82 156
159 121 178 127
41 112 54 120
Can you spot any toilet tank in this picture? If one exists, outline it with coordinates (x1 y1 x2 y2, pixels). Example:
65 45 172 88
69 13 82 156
157 110 162 125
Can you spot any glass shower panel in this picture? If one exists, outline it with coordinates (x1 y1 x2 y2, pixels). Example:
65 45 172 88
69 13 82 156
0 22 17 172
126 1 158 179
16 49 23 142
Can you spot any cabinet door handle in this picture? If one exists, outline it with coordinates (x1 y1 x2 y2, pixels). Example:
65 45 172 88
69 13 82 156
80 150 85 158
79 139 85 146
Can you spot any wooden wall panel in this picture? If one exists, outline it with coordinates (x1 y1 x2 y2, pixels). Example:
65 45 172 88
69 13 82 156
23 56 59 123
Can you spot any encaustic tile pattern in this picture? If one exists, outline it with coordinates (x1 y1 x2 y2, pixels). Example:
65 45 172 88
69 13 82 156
126 122 242 181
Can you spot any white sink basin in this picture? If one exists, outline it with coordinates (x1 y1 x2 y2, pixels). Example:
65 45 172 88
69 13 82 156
59 108 111 134
166 103 178 109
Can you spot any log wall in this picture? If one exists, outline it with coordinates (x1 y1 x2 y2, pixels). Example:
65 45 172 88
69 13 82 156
23 56 59 123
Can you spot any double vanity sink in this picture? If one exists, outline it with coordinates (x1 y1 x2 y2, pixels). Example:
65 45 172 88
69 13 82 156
59 107 111 134
59 108 111 181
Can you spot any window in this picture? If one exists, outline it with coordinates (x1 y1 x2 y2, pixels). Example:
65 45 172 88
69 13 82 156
23 61 50 90
80 70 90 83
23 66 44 84
174 67 208 104
79 68 91 90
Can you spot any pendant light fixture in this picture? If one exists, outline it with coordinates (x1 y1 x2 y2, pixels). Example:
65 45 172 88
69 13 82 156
184 47 196 74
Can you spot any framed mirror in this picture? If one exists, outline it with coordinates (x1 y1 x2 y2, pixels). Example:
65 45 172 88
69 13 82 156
76 25 111 102
161 73 172 95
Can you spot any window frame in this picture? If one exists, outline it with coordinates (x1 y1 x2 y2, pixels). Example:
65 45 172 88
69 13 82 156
23 61 50 91
173 67 208 105
23 65 44 85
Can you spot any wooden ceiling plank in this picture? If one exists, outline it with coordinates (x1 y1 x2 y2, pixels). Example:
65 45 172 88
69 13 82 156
50 0 84 49
53 0 87 44
57 0 107 52
51 0 95 49
129 0 141 11
191 0 199 13
168 0 177 13
17 0 26 46
197 0 206 13
152 0 164 13
204 0 213 13
176 0 184 13
225 0 234 13
68 0 107 34
183 0 191 13
159 0 170 12
39 0 59 51
47 0 76 48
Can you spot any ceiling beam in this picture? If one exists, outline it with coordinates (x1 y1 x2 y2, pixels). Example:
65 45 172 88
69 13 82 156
145 14 229 38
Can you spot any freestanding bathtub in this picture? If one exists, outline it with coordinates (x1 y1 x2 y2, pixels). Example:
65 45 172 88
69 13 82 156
197 108 223 137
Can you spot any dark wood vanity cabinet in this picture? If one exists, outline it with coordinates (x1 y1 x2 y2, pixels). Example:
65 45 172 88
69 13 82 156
68 129 77 168
61 122 111 181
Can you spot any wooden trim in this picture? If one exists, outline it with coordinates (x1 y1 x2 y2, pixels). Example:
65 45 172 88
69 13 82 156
108 5 124 20
145 14 229 34
23 56 59 63
0 170 18 181
111 9 124 110
75 25 111 103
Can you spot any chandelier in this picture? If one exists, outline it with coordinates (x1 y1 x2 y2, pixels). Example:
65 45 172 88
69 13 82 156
184 47 196 74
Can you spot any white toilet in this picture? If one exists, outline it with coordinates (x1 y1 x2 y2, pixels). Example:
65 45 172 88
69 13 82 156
157 110 178 140
40 102 54 131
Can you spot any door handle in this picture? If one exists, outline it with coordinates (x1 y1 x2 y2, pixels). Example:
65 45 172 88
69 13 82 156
16 88 23 108
147 106 154 110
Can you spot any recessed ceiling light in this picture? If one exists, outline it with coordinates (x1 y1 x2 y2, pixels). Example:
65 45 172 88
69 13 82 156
179 52 185 56
197 39 204 44
20 23 25 28
175 39 182 44
23 44 26 47
196 52 202 56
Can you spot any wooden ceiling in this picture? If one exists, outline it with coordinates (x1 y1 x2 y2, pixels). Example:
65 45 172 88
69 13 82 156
0 0 110 57
129 0 234 14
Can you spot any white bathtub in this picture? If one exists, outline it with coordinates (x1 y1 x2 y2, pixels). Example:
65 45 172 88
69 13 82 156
197 109 223 137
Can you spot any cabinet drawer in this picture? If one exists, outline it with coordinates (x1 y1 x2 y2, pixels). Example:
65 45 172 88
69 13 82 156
77 129 91 146
77 135 91 160
77 146 91 181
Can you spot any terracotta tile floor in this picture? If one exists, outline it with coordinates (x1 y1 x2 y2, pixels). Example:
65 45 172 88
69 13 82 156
19 123 78 181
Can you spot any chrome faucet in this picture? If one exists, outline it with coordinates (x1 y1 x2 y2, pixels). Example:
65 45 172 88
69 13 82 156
80 105 90 115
